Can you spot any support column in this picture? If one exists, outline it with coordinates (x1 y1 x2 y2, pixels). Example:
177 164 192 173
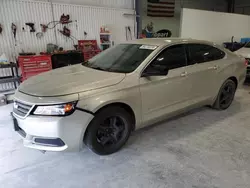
135 0 141 38
227 0 235 13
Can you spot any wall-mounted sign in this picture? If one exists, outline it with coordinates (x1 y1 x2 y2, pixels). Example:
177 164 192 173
141 22 172 38
154 29 172 38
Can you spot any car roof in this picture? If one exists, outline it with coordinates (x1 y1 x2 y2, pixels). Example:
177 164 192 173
125 38 215 46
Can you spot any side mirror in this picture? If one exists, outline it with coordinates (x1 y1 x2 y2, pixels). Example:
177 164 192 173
141 65 169 77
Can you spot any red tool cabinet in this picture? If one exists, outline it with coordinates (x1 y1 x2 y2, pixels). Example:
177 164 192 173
18 55 52 81
78 40 101 61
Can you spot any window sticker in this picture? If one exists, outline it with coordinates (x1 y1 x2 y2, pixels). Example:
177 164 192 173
139 45 158 50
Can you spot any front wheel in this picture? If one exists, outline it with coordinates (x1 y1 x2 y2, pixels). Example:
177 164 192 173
212 79 236 110
84 106 132 155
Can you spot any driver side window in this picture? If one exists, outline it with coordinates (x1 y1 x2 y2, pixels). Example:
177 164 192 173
147 44 187 73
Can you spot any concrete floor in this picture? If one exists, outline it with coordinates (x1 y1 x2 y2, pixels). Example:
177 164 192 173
1 87 250 188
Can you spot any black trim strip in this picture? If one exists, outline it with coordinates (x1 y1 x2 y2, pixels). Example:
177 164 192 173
34 138 65 147
75 107 94 115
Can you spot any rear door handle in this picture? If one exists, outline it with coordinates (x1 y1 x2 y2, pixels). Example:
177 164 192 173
180 72 188 77
208 65 219 70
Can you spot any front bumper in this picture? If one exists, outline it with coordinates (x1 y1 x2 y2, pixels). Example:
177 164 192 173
13 108 94 152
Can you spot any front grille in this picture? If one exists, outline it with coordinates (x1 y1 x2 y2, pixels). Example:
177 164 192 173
13 100 33 117
247 68 250 76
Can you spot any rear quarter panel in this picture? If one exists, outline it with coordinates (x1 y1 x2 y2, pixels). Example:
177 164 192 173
225 51 246 84
212 51 246 101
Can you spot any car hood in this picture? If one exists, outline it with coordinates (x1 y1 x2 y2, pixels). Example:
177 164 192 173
18 64 126 97
235 47 250 58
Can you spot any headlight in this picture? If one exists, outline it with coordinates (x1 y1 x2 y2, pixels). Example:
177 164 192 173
33 102 77 116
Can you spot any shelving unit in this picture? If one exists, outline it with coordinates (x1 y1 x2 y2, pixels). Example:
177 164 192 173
0 63 20 102
100 33 111 35
0 63 20 92
100 33 112 50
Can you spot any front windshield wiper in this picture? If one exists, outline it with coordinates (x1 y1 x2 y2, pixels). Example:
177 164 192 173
82 61 89 66
82 61 107 71
82 62 127 73
90 66 107 71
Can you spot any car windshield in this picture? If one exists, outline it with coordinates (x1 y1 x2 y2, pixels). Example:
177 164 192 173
82 44 157 73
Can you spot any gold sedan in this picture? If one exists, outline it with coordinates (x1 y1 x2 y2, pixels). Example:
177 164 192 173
13 38 246 155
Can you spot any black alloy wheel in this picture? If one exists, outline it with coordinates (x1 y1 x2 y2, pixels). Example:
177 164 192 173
213 79 236 110
219 83 235 109
84 106 132 155
96 116 126 147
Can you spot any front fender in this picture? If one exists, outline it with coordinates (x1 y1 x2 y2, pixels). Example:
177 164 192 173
77 86 142 129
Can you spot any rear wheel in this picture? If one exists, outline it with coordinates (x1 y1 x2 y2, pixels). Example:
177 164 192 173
212 79 236 110
84 106 132 155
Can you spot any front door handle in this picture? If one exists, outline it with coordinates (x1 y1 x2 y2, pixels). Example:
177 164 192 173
208 65 219 70
180 71 188 77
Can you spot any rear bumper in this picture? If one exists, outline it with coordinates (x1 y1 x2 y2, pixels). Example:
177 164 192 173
13 110 94 152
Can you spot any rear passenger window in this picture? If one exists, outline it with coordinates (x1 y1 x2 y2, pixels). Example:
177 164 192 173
188 44 225 65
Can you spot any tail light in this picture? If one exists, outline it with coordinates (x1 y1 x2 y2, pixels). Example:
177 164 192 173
245 59 249 67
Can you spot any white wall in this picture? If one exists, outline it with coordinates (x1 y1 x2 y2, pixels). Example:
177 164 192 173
29 0 134 9
180 8 250 44
141 0 227 37
0 0 135 61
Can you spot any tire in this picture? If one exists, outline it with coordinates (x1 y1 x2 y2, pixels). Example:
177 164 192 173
212 79 236 110
84 106 132 155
